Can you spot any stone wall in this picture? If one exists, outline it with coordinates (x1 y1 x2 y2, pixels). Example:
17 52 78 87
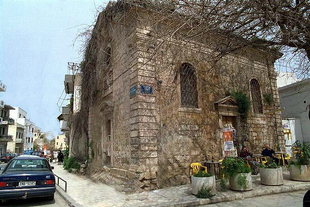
131 11 285 188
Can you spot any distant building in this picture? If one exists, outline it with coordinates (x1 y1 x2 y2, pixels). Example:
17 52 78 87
33 129 41 144
55 134 68 150
0 105 15 154
58 63 82 157
279 79 310 144
0 82 16 154
7 107 27 153
24 120 39 152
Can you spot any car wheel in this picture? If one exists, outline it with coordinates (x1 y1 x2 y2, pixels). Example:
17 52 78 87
46 194 54 201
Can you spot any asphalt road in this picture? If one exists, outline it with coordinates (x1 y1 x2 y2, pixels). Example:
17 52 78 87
0 192 69 207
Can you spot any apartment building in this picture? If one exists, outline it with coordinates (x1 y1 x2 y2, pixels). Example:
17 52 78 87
24 120 40 152
0 81 15 154
55 134 68 150
7 107 27 153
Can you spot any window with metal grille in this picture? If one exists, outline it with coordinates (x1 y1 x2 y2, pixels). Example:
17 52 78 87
250 79 263 114
105 47 111 66
180 63 198 108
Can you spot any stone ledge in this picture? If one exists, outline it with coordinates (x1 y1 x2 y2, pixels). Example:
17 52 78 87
125 174 310 207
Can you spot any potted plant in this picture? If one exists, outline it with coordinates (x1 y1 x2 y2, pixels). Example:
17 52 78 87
289 141 310 181
260 161 283 185
222 157 252 191
191 170 216 195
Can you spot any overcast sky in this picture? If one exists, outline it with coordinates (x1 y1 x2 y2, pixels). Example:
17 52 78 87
0 0 108 138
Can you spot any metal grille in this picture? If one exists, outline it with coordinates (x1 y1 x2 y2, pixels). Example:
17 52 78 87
250 79 263 114
180 63 198 108
105 47 111 66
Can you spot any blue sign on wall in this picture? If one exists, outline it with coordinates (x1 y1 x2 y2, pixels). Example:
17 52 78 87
130 85 137 98
140 85 153 94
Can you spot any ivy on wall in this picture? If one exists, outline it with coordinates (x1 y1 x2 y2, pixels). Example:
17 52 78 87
231 91 250 118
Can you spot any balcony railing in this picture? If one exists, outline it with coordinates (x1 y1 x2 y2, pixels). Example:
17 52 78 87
62 106 70 115
15 138 23 143
60 121 69 132
0 135 13 142
64 75 74 94
0 118 14 125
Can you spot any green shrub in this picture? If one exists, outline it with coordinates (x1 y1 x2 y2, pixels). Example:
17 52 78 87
231 91 250 118
196 186 215 199
219 178 228 192
193 170 213 177
63 148 69 160
291 141 310 165
263 93 274 106
64 157 80 171
263 161 278 169
237 174 247 188
222 157 251 178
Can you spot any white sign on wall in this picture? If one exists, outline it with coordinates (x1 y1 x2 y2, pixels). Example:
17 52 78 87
73 85 81 113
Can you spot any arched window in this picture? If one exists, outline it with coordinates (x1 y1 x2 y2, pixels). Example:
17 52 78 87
180 63 198 108
250 79 263 114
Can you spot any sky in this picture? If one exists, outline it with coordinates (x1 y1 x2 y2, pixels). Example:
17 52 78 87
0 0 109 138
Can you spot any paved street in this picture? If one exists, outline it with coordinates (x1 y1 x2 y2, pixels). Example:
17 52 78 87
0 192 68 207
204 190 306 207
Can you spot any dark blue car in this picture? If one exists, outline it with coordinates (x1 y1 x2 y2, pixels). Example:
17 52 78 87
0 155 55 201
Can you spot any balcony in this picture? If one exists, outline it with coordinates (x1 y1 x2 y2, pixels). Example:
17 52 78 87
15 138 23 143
64 75 74 94
61 106 70 121
0 135 13 142
60 120 69 132
0 118 14 125
0 81 6 92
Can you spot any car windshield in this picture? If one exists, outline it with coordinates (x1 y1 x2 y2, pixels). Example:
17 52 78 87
6 159 50 171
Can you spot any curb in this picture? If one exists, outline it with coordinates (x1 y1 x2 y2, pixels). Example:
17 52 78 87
151 184 310 207
125 182 310 207
56 186 84 207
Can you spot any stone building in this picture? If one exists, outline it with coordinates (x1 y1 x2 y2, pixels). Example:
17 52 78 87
70 1 284 191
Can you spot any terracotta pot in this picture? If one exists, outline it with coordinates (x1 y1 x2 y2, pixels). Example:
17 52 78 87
260 167 283 185
289 165 310 181
229 172 252 191
191 175 216 195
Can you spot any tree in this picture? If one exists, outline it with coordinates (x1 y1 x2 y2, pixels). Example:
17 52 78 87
48 138 56 151
106 0 310 77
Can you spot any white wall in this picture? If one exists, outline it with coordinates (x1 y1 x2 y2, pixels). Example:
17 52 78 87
279 79 310 143
277 72 298 88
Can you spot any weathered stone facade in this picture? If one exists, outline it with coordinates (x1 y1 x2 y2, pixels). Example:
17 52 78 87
72 2 285 191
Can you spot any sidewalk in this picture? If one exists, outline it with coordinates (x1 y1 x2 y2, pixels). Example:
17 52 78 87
52 164 310 207
52 164 127 207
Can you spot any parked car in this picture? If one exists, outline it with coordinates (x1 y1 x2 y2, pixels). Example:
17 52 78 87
0 153 16 163
0 155 55 201
32 151 44 157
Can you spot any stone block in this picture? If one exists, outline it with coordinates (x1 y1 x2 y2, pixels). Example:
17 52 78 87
140 136 158 144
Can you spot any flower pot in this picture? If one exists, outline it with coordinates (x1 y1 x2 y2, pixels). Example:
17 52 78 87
229 172 252 191
260 167 283 185
289 165 310 181
191 175 216 195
